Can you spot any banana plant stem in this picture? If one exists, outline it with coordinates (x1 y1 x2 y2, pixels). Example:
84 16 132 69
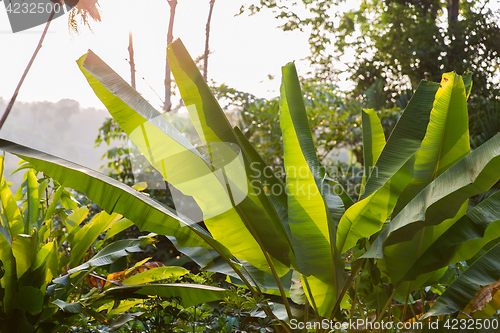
347 269 363 333
330 258 365 322
371 281 403 333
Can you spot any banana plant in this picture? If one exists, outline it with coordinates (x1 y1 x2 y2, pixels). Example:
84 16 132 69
2 38 500 330
0 156 233 332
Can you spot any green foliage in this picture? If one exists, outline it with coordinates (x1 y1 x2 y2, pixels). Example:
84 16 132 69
3 38 500 331
0 157 160 332
241 0 500 105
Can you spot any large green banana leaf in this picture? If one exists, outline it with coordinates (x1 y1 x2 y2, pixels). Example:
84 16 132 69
421 240 500 319
79 48 289 276
167 40 292 274
379 72 471 283
279 62 344 317
233 126 290 238
0 139 230 270
363 133 500 263
360 80 440 199
392 72 471 216
402 190 500 280
337 80 441 253
360 108 385 194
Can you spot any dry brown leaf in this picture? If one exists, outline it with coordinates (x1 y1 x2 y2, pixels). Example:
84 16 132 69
470 278 500 315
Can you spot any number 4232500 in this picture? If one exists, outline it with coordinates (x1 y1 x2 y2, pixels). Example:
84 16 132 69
5 2 63 14
444 318 499 330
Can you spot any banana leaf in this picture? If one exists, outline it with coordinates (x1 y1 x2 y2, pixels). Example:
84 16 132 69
69 211 122 268
104 283 231 308
363 133 500 262
392 72 470 216
0 231 16 314
122 266 189 285
167 40 292 273
80 48 290 275
0 139 231 271
67 237 154 274
360 108 385 193
379 72 471 283
422 240 500 319
279 62 344 317
401 190 500 280
360 80 440 199
337 80 441 252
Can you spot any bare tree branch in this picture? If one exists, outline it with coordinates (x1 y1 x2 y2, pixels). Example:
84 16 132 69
203 0 215 81
0 10 56 131
128 30 136 89
164 0 178 112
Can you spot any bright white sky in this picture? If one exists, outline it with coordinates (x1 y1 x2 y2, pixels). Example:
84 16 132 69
2 1 498 110
0 0 358 110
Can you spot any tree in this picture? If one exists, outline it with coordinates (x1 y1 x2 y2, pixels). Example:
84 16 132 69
241 0 500 104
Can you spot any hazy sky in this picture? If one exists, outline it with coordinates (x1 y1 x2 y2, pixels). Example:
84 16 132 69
2 1 497 111
0 0 337 110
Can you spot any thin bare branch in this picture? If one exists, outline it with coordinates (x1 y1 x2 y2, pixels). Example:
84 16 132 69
128 30 136 89
164 0 178 112
0 10 56 131
203 0 215 81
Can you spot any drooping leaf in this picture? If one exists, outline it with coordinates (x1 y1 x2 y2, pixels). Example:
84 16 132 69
104 283 231 308
122 266 189 285
0 139 230 270
68 237 154 274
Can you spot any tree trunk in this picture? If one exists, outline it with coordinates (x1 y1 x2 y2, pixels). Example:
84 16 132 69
447 0 459 24
128 30 136 89
164 0 178 112
446 0 460 66
203 0 215 81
